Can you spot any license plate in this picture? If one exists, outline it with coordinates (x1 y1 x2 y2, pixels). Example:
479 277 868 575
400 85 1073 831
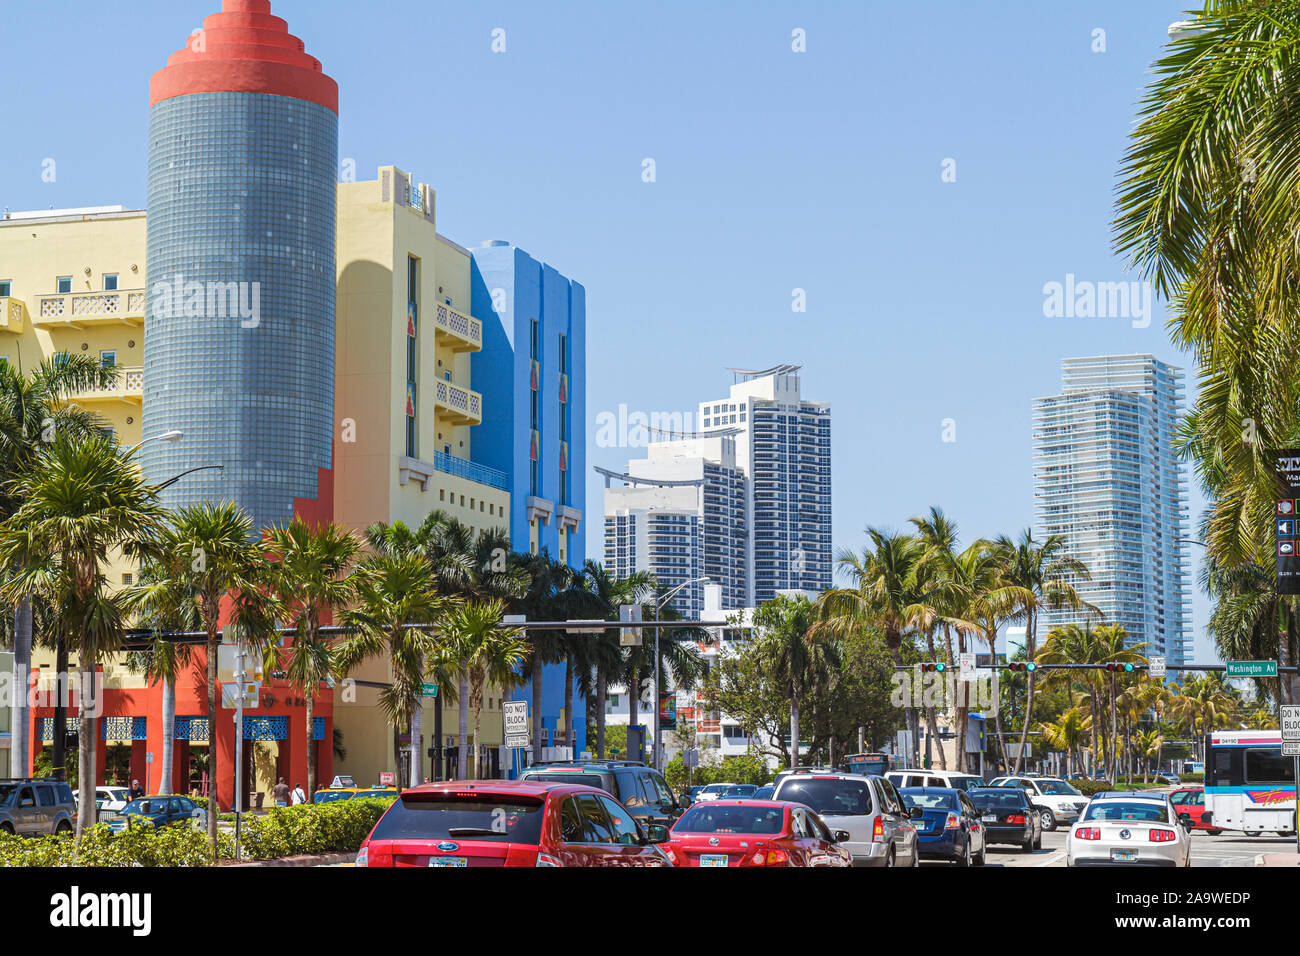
428 856 467 867
700 854 729 867
982 814 998 823
1110 849 1137 862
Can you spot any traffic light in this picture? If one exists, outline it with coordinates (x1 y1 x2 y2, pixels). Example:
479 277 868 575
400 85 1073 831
919 662 946 673
1007 662 1037 672
1104 662 1135 673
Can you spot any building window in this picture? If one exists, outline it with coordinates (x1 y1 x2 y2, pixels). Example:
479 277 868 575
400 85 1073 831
100 350 116 368
406 255 419 459
56 276 72 294
558 333 568 506
103 274 119 291
529 318 540 497
122 573 133 586
0 281 10 297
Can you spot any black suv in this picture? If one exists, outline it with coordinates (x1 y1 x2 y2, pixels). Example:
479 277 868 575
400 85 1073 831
518 760 685 830
0 778 76 836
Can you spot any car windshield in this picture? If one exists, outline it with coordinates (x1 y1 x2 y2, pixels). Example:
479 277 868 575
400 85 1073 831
369 794 546 843
1082 801 1170 823
702 784 732 794
721 785 757 797
900 790 955 810
1036 780 1080 795
524 772 609 794
969 789 1027 810
0 784 17 806
673 804 785 834
949 776 986 790
313 790 354 803
354 791 396 799
121 798 162 815
777 778 870 816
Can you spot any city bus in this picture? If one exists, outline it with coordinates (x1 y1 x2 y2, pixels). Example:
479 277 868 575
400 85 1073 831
1203 730 1295 837
844 753 891 776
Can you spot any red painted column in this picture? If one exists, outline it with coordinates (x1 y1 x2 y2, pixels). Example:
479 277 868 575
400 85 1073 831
214 696 236 811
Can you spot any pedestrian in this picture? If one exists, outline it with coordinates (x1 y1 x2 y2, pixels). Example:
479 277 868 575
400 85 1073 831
128 778 144 800
291 782 306 806
272 776 290 808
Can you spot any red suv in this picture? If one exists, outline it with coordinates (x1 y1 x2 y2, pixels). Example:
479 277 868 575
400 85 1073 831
355 780 673 867
1169 787 1222 835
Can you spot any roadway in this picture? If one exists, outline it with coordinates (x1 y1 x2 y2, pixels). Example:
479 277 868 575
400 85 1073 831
921 829 1294 867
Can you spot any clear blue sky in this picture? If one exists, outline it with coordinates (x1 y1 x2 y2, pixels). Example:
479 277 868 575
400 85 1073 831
0 1 1212 659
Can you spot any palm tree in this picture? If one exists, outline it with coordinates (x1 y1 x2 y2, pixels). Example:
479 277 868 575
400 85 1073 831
754 594 835 769
262 519 359 800
1039 698 1092 780
0 354 121 778
817 529 926 763
0 432 165 834
161 502 265 851
335 539 461 787
1170 673 1239 758
1135 728 1165 783
512 552 572 764
443 601 526 779
992 530 1092 772
910 507 961 770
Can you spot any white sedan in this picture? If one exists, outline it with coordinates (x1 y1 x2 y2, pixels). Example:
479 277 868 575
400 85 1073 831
1066 794 1192 868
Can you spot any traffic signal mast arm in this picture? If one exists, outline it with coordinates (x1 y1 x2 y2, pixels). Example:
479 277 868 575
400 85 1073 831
901 662 1299 673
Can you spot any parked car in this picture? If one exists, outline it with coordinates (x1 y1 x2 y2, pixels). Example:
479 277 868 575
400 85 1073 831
93 786 130 816
967 785 1042 851
312 786 399 804
664 800 852 867
899 787 987 866
0 778 75 837
988 776 1088 831
886 769 987 792
693 783 736 803
1169 786 1222 835
518 760 683 830
680 785 707 804
772 771 918 867
355 780 671 867
108 795 202 833
1066 792 1192 868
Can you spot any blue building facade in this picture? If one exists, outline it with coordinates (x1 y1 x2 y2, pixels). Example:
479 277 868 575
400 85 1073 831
472 241 587 764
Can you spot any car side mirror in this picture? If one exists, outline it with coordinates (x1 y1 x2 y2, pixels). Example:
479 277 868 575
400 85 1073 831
644 824 670 845
908 806 924 820
1178 813 1193 829
834 829 852 843
678 795 693 809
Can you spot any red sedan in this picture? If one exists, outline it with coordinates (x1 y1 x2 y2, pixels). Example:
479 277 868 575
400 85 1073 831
663 799 853 867
1169 787 1223 835
356 780 673 867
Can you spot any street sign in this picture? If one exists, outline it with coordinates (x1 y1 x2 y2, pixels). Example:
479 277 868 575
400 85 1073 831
620 603 642 646
1148 656 1166 679
1225 660 1278 678
217 645 263 683
1275 449 1300 594
1284 740 1300 757
421 683 439 698
959 653 976 682
683 748 699 768
220 682 260 709
378 771 395 786
1281 705 1300 742
503 700 530 749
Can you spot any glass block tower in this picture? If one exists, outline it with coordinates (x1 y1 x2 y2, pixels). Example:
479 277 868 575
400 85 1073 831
1034 355 1191 667
143 0 338 531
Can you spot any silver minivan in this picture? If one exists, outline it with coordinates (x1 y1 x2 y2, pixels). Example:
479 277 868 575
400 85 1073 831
773 772 918 867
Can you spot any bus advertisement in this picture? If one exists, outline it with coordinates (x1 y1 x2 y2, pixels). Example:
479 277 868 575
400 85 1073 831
1204 731 1295 837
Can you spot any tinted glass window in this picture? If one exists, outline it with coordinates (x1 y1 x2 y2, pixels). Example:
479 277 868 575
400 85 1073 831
598 796 641 845
1082 801 1170 823
673 804 786 834
369 794 546 844
614 771 644 806
777 779 871 816
900 789 955 810
36 786 55 808
1245 749 1295 785
578 794 615 843
313 791 352 803
968 789 1027 810
648 773 674 805
560 798 585 843
17 787 35 807
524 772 609 793
1036 780 1080 795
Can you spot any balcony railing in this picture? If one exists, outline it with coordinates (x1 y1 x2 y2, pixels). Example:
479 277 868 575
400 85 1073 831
0 296 26 334
434 379 482 425
36 289 146 328
432 302 482 352
431 450 508 492
67 366 143 404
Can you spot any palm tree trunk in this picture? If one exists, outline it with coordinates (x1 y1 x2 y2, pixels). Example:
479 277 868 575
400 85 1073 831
393 726 403 787
206 630 218 854
76 658 97 836
1108 673 1118 783
9 597 31 777
595 662 607 759
459 674 470 778
305 694 316 801
954 627 967 773
409 705 422 788
160 677 176 795
472 691 482 781
563 654 574 756
628 665 638 747
531 656 543 767
790 683 800 770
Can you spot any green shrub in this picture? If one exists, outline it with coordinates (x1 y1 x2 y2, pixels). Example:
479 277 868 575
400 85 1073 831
0 823 212 867
233 797 389 861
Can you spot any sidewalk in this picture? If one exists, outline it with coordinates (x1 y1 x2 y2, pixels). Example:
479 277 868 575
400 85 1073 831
1254 853 1300 866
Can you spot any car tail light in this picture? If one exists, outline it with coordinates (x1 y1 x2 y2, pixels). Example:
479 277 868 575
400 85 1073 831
1075 828 1101 841
662 846 680 866
1006 814 1026 825
1149 829 1176 843
872 817 885 842
536 851 563 867
355 846 368 867
945 813 961 830
751 849 788 866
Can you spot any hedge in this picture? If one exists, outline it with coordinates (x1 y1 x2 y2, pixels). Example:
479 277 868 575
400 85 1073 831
0 796 394 867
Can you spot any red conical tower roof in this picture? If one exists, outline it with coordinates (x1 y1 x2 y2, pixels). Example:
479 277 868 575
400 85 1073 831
150 0 337 113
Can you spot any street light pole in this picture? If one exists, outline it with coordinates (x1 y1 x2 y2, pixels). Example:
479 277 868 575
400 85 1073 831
652 576 711 772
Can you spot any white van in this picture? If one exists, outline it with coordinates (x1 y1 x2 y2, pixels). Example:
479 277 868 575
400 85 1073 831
886 769 988 792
